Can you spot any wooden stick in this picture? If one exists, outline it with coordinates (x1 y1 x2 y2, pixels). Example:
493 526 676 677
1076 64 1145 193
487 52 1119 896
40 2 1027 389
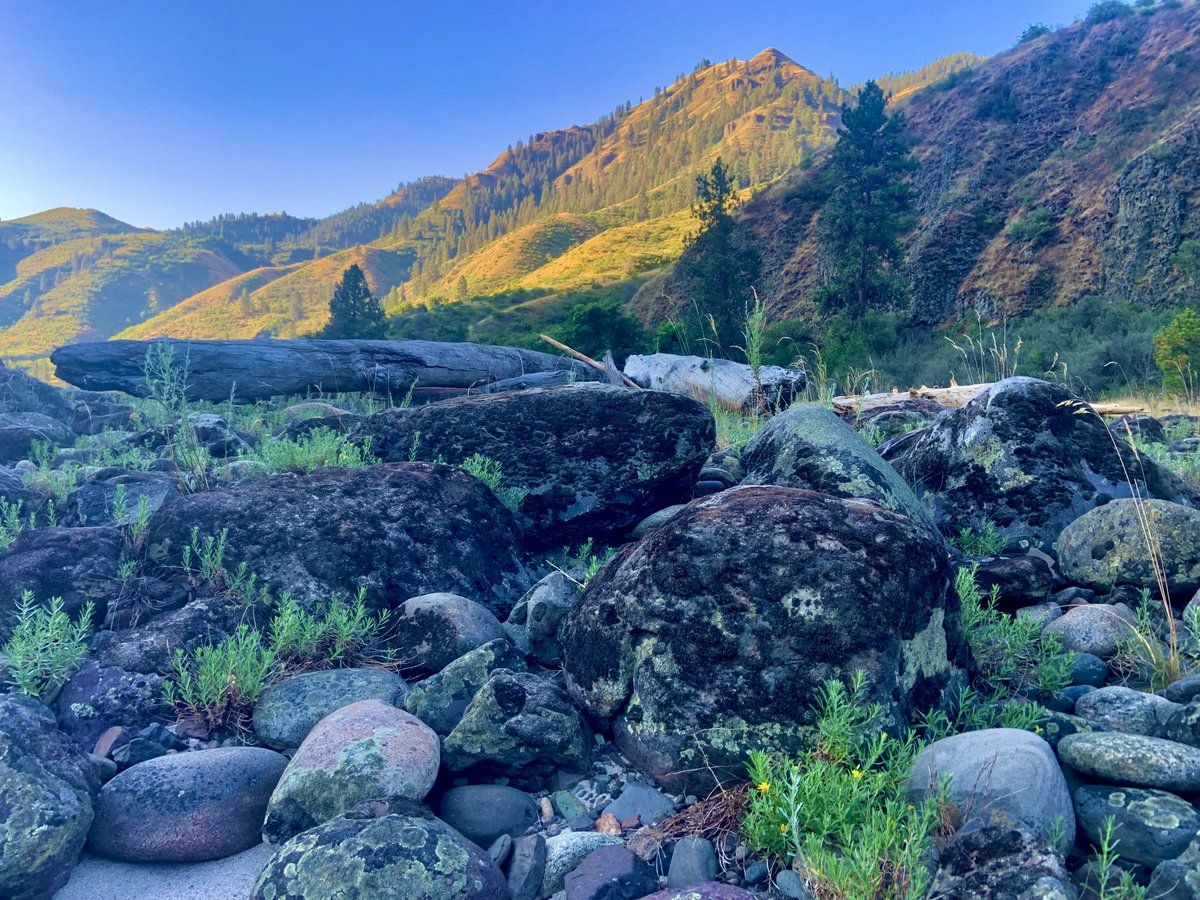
540 335 639 389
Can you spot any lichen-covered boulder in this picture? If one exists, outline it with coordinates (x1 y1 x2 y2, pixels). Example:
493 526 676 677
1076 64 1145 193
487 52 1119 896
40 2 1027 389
0 525 123 642
404 638 525 735
884 377 1196 550
561 486 970 793
145 463 527 616
252 668 409 751
1058 500 1200 600
442 669 592 786
357 384 715 549
741 403 936 533
252 801 508 900
263 700 439 844
0 695 101 900
1075 785 1200 867
86 746 286 862
1058 732 1200 792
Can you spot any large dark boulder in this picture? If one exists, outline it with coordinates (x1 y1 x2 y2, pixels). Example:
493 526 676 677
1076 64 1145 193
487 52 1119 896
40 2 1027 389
87 747 287 862
0 411 72 463
560 486 969 793
0 466 48 514
0 526 124 642
884 377 1196 550
144 463 527 616
0 361 74 422
0 695 102 900
357 384 715 549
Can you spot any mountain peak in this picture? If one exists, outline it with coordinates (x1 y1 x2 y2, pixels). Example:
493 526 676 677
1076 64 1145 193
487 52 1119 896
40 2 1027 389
747 48 796 73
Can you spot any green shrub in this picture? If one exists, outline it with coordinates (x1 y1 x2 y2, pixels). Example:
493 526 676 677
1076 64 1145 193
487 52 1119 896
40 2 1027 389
162 625 276 730
1 593 94 701
744 671 942 899
948 520 1007 557
269 589 399 674
1005 208 1058 246
460 453 527 513
956 564 1076 694
1153 308 1200 397
0 498 30 551
1086 0 1133 24
551 301 647 362
250 427 377 474
1019 23 1053 43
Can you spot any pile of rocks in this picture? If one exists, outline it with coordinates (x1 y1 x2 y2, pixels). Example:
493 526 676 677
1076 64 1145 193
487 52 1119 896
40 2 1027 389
4 363 1200 899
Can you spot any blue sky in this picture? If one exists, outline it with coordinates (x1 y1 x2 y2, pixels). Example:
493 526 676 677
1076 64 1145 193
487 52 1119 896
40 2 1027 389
0 0 1096 229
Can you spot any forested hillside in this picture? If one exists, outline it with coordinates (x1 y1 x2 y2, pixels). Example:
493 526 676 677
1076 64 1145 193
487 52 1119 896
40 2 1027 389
649 0 1200 391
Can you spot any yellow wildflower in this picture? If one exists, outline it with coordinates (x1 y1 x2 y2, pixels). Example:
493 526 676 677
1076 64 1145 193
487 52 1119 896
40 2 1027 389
851 769 863 779
779 823 789 833
757 781 771 793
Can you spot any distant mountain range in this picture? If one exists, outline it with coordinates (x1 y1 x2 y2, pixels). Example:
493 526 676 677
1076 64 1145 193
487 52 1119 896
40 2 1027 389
5 1 1199 380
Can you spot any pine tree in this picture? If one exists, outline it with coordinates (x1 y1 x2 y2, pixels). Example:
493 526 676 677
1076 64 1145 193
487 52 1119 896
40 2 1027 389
321 264 387 339
675 158 760 353
818 81 916 314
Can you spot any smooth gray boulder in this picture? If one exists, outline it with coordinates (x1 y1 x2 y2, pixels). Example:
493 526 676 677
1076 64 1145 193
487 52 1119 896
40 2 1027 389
907 728 1074 851
251 668 408 750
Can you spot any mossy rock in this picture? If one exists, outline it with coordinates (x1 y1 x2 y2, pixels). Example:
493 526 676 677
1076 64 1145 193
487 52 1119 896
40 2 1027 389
1057 499 1200 599
253 803 506 900
561 485 970 794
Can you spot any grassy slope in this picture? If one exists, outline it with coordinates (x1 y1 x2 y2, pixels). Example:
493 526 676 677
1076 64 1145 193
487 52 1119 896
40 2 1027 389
117 245 415 339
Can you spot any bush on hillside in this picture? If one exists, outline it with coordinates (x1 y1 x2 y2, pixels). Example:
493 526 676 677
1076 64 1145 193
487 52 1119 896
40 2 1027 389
1154 308 1200 396
1086 0 1133 24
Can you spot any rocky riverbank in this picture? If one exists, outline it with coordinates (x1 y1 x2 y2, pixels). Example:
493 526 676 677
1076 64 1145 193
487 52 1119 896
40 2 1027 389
4 352 1200 899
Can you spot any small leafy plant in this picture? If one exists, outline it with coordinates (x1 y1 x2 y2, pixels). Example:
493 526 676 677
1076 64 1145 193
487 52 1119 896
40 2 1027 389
744 671 944 899
461 453 527 513
249 426 377 474
948 519 1007 557
162 625 276 731
956 564 1076 695
1 593 95 701
269 589 399 674
0 498 29 551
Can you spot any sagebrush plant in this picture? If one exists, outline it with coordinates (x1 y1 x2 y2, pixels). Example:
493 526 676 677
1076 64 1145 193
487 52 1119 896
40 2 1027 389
0 498 29 551
141 342 211 492
23 439 79 503
744 672 944 900
180 527 266 605
248 426 377 475
553 538 618 588
460 453 527 513
162 625 276 730
269 589 400 674
162 588 398 730
948 519 1007 557
956 564 1075 696
1 593 94 701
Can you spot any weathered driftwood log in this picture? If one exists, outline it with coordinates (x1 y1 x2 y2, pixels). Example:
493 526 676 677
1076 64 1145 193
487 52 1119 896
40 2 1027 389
623 353 807 413
833 383 1146 417
50 339 599 402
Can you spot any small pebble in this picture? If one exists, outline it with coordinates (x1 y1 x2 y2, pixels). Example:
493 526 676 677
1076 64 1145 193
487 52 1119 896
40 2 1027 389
539 797 555 823
488 834 513 867
745 860 770 885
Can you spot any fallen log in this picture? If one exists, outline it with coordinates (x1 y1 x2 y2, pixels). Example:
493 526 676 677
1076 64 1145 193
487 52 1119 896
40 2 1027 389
623 353 807 413
50 339 600 402
833 384 1147 417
